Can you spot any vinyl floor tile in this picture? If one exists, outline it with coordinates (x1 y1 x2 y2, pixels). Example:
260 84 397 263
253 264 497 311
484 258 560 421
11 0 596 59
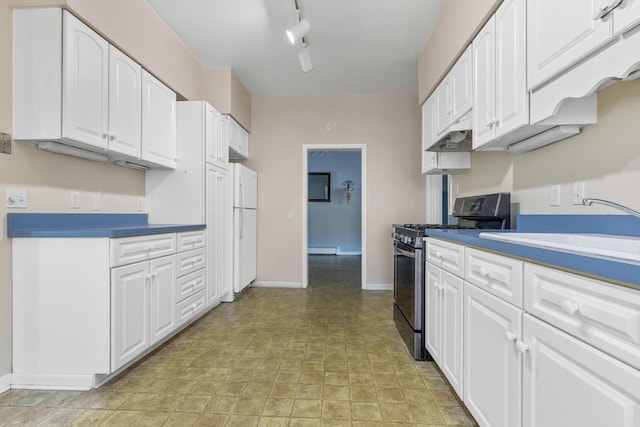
2 256 477 426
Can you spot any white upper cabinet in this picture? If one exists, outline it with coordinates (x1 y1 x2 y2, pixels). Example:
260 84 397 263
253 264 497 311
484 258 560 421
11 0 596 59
433 46 473 139
108 47 142 158
449 46 473 125
13 8 175 169
473 0 528 150
61 10 109 150
141 70 177 169
613 0 640 35
227 116 249 160
528 0 612 91
108 46 142 158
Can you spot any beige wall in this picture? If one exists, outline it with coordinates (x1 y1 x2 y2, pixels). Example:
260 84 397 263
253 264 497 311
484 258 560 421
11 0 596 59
205 68 253 131
453 79 640 215
247 93 425 286
418 0 501 104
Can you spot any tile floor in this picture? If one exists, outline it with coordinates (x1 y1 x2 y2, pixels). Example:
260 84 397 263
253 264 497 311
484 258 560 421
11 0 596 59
0 255 477 426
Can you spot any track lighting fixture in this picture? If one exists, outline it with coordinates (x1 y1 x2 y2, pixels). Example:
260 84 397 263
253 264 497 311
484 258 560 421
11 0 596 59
298 46 313 73
286 19 311 44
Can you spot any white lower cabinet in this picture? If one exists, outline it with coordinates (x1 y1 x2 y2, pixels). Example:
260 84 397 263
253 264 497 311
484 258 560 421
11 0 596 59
111 255 178 371
12 230 207 390
455 244 640 427
425 247 464 398
522 314 640 427
464 282 522 427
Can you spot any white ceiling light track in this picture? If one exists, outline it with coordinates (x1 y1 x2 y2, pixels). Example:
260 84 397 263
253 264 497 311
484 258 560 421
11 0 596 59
286 0 313 73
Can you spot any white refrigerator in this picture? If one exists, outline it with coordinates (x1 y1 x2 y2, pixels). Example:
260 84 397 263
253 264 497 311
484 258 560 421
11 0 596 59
233 164 257 293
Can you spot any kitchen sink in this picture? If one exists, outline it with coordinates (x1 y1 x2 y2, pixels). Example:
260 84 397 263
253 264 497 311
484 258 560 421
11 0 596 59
479 232 640 262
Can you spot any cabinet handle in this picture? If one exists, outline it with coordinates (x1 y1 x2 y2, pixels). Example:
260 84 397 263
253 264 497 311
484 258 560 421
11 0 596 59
561 300 581 315
435 250 443 261
504 330 517 342
515 340 529 353
102 132 108 139
479 267 490 278
109 134 117 141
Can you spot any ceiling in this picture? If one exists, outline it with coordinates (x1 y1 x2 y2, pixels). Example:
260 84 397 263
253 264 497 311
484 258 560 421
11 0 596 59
146 0 446 97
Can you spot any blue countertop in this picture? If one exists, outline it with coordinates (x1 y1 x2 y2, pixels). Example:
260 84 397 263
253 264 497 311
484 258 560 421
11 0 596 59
426 214 640 288
7 213 205 238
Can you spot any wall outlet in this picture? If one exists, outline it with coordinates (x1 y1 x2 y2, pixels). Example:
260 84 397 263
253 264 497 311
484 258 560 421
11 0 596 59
549 185 561 206
5 188 27 208
70 191 80 209
137 198 145 212
572 181 586 205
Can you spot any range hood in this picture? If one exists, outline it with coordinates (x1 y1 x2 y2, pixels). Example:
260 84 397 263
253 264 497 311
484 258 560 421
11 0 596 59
428 116 473 152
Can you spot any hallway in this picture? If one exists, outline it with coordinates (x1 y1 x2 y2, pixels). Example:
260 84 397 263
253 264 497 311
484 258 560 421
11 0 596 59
0 258 476 426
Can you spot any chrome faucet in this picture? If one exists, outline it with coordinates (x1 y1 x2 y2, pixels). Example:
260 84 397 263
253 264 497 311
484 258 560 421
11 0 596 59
582 198 640 220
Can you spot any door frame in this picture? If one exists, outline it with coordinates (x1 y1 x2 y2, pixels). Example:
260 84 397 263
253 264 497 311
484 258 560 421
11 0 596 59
302 144 367 289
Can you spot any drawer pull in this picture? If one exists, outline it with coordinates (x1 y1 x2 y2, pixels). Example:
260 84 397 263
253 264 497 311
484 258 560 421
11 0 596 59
435 250 443 260
504 330 517 342
479 267 490 278
516 340 529 353
561 300 581 315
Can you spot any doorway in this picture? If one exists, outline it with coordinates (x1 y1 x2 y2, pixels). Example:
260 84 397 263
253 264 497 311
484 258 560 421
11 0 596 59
302 144 366 289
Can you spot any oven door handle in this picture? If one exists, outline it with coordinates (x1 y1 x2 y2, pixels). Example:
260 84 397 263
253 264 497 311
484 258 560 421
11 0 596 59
395 247 416 259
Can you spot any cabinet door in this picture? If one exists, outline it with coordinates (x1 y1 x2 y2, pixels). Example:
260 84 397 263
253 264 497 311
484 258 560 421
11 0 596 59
111 261 150 371
425 263 442 363
441 270 464 398
434 78 452 136
527 0 612 91
108 46 142 157
614 0 640 35
523 314 640 427
422 151 439 175
464 282 523 427
62 11 109 149
204 103 218 164
149 255 176 345
472 15 497 149
206 165 222 307
450 46 473 124
421 97 437 161
495 0 529 138
218 167 233 301
141 70 177 168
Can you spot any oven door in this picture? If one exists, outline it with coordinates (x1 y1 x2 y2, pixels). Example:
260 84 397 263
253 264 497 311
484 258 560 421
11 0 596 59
393 240 423 331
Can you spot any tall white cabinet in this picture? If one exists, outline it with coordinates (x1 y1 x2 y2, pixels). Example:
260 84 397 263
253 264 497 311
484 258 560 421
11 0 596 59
146 101 233 306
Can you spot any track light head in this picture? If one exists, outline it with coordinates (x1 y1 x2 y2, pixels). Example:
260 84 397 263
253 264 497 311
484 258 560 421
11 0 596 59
286 19 311 44
297 47 313 72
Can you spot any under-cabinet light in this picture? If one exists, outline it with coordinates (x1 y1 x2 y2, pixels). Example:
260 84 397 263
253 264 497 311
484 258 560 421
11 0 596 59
507 126 581 153
37 141 109 162
115 160 149 171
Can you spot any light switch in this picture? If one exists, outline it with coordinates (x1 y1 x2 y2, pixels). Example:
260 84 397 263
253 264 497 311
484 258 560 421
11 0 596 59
92 193 101 211
70 191 80 209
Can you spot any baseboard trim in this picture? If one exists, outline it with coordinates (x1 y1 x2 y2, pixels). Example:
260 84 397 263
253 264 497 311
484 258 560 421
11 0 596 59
252 281 303 288
0 373 11 394
308 247 337 255
365 283 393 291
11 373 97 391
336 250 361 256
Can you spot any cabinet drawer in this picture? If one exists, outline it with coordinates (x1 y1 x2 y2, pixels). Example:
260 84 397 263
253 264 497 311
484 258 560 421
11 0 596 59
176 268 206 302
175 247 206 277
176 289 207 326
177 230 205 252
466 248 523 308
525 263 640 370
426 239 465 277
111 233 176 267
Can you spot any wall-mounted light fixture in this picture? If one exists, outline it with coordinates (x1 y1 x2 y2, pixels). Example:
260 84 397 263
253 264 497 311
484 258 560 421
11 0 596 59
343 180 355 204
287 0 313 73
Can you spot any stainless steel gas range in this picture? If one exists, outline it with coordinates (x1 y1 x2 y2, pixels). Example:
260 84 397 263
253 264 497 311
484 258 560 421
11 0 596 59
392 193 511 360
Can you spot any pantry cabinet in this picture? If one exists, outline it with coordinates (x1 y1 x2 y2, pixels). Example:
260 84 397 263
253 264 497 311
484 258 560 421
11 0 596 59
472 0 528 150
206 163 232 307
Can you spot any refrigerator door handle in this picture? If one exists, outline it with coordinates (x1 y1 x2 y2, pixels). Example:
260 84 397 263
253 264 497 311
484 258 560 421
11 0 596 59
240 208 244 239
240 178 245 209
